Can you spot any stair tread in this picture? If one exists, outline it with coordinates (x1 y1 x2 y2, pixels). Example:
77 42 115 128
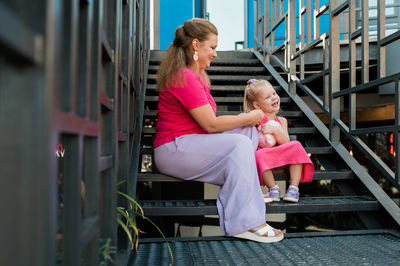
130 232 400 265
148 65 266 73
147 74 273 82
139 196 379 216
141 146 331 154
146 84 282 92
207 75 273 81
210 58 261 65
149 58 261 65
150 50 256 59
142 126 316 135
145 95 291 103
143 110 303 117
138 170 355 182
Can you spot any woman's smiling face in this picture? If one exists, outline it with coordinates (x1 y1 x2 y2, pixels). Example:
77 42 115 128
196 33 218 69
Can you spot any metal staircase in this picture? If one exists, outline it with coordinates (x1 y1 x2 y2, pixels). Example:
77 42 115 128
129 50 400 265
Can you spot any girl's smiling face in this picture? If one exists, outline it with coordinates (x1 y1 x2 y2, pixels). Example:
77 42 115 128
252 84 280 115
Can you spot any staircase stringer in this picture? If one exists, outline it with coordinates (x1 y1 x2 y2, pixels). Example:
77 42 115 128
130 50 151 194
253 51 400 226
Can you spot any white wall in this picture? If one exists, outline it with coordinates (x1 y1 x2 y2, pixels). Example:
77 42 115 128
207 0 245 50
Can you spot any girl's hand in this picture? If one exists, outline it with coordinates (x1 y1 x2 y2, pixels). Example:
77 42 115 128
260 123 276 135
244 109 264 126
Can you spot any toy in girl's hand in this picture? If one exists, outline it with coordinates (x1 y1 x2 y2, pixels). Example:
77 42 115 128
257 120 283 148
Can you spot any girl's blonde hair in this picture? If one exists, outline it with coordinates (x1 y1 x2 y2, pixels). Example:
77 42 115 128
156 18 218 92
243 79 273 112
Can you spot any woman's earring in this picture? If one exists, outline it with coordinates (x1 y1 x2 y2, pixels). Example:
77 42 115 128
193 50 199 61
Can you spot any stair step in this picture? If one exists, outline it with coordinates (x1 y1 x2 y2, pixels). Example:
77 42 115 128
149 58 261 66
139 196 379 216
148 65 267 74
146 84 282 92
210 58 261 66
145 96 291 104
209 66 266 74
207 75 274 82
130 232 400 265
305 146 333 154
150 50 256 59
141 145 330 156
138 170 354 182
140 146 331 155
146 74 274 84
142 127 316 135
143 110 303 118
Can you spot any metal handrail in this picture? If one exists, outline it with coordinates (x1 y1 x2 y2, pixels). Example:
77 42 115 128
253 0 400 190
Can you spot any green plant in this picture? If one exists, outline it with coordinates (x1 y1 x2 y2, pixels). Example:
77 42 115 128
99 238 116 266
117 180 174 265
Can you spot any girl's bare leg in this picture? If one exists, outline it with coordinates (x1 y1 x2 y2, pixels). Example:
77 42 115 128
288 164 303 187
262 169 276 188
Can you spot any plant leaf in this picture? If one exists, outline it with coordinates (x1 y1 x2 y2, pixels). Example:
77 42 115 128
117 191 145 217
117 179 127 186
117 218 133 250
143 217 174 265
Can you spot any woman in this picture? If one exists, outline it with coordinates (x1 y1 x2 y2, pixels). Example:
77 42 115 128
154 18 283 243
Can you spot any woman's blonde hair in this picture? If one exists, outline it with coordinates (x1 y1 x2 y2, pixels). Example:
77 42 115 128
243 79 273 112
156 18 218 92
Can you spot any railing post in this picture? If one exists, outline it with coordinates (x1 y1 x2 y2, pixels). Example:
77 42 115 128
377 0 386 80
314 0 320 40
264 0 270 64
323 36 329 109
253 0 258 49
285 13 288 70
349 0 356 131
396 79 400 186
299 0 305 80
306 0 311 44
288 0 296 93
271 0 275 51
329 0 340 142
361 0 369 84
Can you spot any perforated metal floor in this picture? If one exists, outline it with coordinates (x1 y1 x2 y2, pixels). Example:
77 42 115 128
128 232 400 265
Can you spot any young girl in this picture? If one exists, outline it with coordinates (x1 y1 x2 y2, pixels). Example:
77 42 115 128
244 79 314 203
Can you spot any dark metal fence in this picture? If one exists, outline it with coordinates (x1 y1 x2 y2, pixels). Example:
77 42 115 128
253 0 399 189
0 0 149 265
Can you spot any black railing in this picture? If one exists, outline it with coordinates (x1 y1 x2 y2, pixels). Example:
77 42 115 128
253 0 399 190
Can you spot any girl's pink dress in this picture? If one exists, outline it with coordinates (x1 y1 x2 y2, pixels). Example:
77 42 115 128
255 115 314 186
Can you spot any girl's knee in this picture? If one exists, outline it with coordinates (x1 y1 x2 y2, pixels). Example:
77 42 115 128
292 140 303 147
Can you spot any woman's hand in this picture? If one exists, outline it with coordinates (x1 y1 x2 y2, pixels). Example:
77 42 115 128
243 109 264 126
188 104 264 133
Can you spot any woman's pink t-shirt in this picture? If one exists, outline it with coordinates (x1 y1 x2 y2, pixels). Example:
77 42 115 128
154 68 217 148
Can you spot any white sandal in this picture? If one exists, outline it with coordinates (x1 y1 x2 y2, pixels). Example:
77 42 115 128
264 195 274 203
233 224 284 243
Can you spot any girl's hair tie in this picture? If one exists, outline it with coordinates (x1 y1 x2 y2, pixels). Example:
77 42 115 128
247 79 256 85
